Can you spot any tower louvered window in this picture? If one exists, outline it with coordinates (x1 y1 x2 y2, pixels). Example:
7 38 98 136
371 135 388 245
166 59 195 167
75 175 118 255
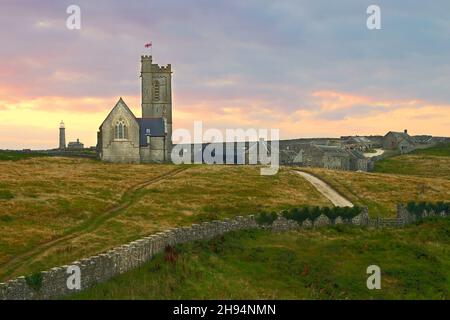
154 80 160 101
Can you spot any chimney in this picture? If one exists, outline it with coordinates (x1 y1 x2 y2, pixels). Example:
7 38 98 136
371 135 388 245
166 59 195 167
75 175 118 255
404 129 408 134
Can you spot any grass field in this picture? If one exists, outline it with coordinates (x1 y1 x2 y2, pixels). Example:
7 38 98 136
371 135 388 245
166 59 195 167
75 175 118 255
0 157 328 280
373 143 450 179
1 145 449 291
0 150 49 161
413 143 450 157
71 218 450 300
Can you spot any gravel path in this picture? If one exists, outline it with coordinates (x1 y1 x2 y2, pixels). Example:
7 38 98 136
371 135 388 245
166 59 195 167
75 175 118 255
364 148 385 158
295 171 354 207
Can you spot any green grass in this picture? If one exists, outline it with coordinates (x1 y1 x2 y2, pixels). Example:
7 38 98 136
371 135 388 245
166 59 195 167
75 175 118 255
71 218 450 300
0 150 49 161
412 143 450 157
0 190 14 200
373 155 450 179
373 143 450 179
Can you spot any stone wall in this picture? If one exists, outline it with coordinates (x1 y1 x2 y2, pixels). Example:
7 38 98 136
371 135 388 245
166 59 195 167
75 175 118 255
0 205 448 300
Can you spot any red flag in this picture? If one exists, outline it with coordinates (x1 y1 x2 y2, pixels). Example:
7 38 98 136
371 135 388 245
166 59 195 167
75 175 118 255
145 42 152 48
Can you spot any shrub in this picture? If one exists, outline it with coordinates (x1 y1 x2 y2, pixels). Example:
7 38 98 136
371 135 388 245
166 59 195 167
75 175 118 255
405 201 450 217
0 215 13 222
25 272 43 291
310 206 321 221
0 190 14 200
280 205 363 224
164 245 178 264
255 211 278 225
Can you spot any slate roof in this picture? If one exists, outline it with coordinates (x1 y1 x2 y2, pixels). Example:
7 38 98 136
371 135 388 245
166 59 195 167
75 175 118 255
385 131 416 145
137 118 166 146
315 145 349 156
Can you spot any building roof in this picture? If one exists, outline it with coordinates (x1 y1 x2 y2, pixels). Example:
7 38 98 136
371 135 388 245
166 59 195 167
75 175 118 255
315 145 349 156
352 136 372 144
137 118 166 146
385 131 416 145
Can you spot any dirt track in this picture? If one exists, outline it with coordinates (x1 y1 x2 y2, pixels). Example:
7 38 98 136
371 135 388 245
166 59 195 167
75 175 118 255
295 171 354 207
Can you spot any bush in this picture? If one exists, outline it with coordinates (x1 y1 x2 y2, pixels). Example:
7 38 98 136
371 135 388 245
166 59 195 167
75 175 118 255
0 215 13 222
0 190 14 200
25 272 43 291
281 206 363 224
406 201 450 217
255 211 278 225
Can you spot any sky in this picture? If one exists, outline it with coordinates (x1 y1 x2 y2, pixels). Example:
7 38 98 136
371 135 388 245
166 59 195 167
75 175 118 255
0 0 449 149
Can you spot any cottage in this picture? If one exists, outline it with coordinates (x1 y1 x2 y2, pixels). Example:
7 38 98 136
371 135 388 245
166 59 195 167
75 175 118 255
383 130 416 153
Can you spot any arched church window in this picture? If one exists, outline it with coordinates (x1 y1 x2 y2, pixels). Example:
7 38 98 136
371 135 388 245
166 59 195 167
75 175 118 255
154 80 160 101
114 119 128 140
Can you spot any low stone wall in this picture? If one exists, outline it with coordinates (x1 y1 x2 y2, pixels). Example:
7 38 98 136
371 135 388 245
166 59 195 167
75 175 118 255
0 205 448 300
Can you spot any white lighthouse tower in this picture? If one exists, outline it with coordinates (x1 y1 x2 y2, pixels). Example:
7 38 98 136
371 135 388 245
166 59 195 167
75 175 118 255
59 121 66 150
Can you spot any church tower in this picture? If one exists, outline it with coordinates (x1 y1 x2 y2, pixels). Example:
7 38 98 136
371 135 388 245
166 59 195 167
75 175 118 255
141 55 173 154
59 121 66 150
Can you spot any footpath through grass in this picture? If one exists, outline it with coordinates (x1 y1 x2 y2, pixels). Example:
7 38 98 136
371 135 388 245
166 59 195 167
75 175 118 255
71 218 450 300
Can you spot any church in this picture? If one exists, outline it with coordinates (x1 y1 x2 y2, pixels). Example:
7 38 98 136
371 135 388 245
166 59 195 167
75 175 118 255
97 55 173 163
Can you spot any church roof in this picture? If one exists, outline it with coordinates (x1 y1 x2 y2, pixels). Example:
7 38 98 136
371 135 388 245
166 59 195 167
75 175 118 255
137 118 166 146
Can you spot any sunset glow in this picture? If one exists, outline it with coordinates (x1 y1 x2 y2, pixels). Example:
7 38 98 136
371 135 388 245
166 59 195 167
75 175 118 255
1 1 449 149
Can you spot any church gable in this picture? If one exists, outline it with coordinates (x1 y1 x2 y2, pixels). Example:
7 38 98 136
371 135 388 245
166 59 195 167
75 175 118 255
100 98 138 131
99 97 141 158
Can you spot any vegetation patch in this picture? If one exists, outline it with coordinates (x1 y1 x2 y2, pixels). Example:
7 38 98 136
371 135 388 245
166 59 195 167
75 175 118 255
25 272 43 291
0 190 14 200
255 212 278 225
282 206 363 223
0 215 14 223
406 201 450 216
373 144 450 179
412 143 450 157
0 150 48 161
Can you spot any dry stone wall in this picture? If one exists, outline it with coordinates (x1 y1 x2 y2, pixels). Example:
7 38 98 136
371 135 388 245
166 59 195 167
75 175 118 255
0 205 448 300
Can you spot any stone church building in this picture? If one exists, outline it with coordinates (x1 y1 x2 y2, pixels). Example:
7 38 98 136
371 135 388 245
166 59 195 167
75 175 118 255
97 56 172 163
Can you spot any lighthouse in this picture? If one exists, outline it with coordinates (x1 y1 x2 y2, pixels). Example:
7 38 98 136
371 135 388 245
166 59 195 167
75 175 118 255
59 121 66 150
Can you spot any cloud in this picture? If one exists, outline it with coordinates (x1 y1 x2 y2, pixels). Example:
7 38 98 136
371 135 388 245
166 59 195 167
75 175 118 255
0 0 450 149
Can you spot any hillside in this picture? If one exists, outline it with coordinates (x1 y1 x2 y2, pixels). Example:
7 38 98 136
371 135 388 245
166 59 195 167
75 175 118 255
1 150 449 291
71 219 450 300
0 157 328 280
301 168 450 217
373 143 450 179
